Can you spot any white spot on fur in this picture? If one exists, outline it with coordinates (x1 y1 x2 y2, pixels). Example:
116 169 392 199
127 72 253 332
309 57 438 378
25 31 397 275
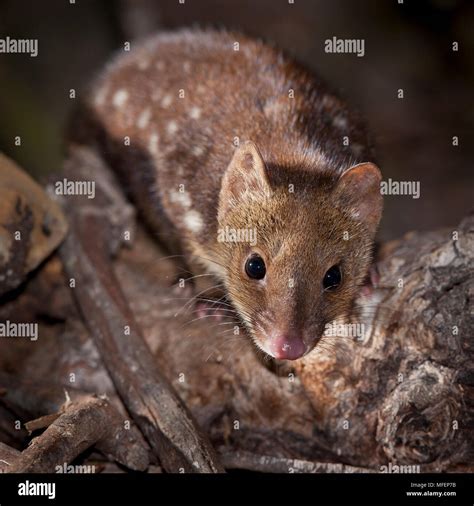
322 94 341 107
333 115 348 129
148 133 159 155
138 59 149 70
167 121 178 135
169 190 191 208
137 108 151 129
161 94 173 108
183 61 191 73
184 211 203 233
189 107 201 120
112 89 129 107
192 145 204 156
94 86 108 107
263 99 286 119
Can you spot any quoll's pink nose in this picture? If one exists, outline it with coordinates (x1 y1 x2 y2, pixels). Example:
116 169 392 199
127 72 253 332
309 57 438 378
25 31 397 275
269 334 307 360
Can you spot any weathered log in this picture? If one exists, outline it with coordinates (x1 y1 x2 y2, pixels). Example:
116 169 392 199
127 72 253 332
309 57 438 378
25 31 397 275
295 214 474 469
0 153 67 296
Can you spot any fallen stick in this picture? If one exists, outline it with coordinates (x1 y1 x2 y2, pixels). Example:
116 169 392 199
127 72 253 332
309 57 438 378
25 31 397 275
218 449 461 474
57 146 224 473
219 449 375 474
8 396 126 473
25 413 61 433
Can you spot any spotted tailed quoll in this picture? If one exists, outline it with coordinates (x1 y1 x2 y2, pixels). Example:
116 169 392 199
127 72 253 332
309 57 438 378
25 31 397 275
69 29 383 360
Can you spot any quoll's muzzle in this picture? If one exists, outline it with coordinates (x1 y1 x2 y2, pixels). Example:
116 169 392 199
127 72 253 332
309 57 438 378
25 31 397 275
268 332 307 360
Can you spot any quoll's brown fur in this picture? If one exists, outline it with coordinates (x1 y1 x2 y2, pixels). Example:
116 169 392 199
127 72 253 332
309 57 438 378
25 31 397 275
69 29 383 360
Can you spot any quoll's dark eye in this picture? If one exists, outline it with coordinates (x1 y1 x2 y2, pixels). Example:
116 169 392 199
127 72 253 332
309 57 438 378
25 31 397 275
323 265 342 290
245 254 266 280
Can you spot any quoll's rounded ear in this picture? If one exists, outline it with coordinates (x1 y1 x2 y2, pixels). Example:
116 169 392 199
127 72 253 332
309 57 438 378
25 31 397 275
334 162 383 233
218 141 272 222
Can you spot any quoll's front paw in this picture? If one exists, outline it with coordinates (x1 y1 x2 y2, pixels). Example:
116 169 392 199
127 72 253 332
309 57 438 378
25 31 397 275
194 300 232 322
360 264 380 297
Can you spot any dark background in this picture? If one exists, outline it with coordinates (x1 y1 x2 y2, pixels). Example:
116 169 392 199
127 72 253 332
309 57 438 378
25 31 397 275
0 0 472 240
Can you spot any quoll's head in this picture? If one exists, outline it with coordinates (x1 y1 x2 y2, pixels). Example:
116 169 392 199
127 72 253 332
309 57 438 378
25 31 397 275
217 141 383 360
